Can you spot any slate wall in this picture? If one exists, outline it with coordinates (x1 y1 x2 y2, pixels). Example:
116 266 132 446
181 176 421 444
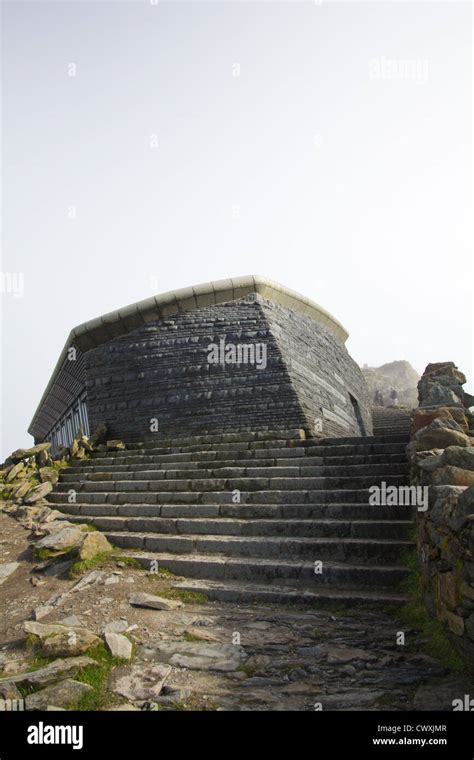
84 295 371 441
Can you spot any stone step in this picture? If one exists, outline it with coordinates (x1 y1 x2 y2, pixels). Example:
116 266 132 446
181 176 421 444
64 452 408 473
59 462 409 482
48 486 404 505
115 551 408 586
75 441 408 467
66 514 412 539
88 434 408 459
54 474 408 494
136 429 306 447
55 501 413 520
103 531 412 562
167 578 408 608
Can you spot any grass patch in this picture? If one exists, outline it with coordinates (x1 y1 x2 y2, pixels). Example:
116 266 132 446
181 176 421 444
395 549 464 672
79 523 98 532
115 556 142 569
159 587 208 605
147 566 177 579
33 547 73 562
69 551 116 578
69 551 143 579
74 642 129 711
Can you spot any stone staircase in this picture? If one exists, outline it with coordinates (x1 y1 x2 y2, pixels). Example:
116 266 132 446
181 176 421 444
371 406 411 436
48 413 413 608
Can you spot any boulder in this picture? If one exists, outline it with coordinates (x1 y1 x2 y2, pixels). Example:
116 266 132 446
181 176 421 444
35 526 85 555
432 466 474 487
78 532 113 561
9 443 51 463
410 408 468 436
420 385 463 408
39 467 59 484
454 486 474 530
413 425 472 452
442 446 474 471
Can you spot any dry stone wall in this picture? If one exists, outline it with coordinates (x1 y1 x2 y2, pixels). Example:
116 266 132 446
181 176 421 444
409 362 474 670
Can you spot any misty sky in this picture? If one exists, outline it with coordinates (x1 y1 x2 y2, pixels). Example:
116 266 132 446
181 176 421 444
1 0 472 461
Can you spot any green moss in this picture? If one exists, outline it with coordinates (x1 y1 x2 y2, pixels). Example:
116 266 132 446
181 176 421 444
33 546 75 562
79 523 98 532
396 549 464 671
69 551 117 578
68 551 142 579
159 587 208 605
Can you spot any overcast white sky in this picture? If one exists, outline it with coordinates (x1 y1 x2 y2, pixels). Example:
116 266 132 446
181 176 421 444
1 0 472 460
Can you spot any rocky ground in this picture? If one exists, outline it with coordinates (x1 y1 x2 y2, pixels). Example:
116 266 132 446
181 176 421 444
0 511 471 712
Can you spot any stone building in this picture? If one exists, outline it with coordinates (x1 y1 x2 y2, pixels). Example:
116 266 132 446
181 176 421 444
28 276 372 450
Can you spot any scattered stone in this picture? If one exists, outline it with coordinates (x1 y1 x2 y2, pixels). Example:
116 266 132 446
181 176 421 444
6 462 25 483
326 647 377 665
103 620 129 634
35 526 84 555
183 627 220 643
104 633 133 660
34 606 55 621
108 663 171 701
129 592 183 611
106 440 126 451
139 641 246 672
60 615 83 627
0 562 20 586
24 679 93 711
23 482 53 505
0 657 98 687
40 629 101 657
